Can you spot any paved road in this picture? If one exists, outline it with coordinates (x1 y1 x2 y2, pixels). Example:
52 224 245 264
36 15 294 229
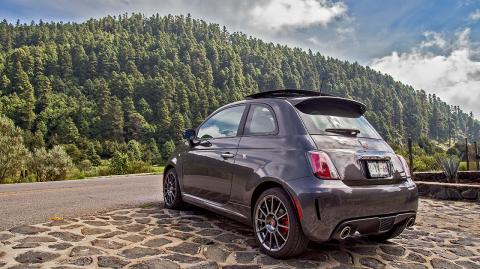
0 175 162 230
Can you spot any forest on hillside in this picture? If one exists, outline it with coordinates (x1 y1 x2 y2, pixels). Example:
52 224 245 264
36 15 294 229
0 14 479 182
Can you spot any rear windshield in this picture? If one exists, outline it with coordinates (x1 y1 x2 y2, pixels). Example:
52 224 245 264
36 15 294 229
295 99 382 139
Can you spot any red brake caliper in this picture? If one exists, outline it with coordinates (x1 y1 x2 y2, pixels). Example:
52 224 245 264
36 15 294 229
280 217 289 235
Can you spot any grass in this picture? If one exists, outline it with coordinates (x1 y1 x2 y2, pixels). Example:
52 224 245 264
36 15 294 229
67 165 165 180
151 165 165 174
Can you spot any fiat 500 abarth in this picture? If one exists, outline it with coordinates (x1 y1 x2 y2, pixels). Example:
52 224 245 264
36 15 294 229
163 90 418 258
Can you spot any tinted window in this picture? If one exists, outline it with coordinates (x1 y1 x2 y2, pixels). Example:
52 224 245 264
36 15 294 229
245 105 277 135
299 113 381 139
296 100 381 139
197 105 245 139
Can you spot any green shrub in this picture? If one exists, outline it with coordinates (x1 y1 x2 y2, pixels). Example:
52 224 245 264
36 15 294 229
127 160 153 174
78 159 92 172
97 165 112 176
0 116 30 183
109 151 129 175
68 167 85 180
63 144 84 164
413 155 435 172
85 143 101 166
413 158 428 172
101 140 126 159
29 146 73 182
84 163 111 177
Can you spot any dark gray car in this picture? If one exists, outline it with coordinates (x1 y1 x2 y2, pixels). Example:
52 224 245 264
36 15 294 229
163 90 418 258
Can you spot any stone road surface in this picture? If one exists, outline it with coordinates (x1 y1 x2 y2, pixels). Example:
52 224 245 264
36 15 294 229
0 199 479 269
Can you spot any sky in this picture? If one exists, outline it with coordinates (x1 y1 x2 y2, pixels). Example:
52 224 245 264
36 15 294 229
1 0 480 115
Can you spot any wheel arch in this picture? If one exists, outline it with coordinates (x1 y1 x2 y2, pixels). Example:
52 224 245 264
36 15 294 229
250 179 302 222
163 164 175 178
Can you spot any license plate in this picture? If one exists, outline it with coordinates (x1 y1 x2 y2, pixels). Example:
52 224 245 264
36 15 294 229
367 161 390 178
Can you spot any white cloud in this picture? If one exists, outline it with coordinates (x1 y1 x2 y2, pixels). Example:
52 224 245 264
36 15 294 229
420 31 447 49
248 0 347 32
371 28 480 116
469 9 480 20
305 14 358 60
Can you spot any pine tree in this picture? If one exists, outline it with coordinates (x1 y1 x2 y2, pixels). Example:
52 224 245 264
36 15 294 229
57 117 80 144
11 62 35 129
127 139 142 161
34 74 52 114
162 140 176 160
143 138 162 164
72 45 89 81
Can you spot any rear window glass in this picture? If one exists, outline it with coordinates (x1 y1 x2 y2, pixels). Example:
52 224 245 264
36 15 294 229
295 99 381 139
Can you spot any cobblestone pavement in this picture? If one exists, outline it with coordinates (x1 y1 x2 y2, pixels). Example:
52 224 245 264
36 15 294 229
0 199 479 269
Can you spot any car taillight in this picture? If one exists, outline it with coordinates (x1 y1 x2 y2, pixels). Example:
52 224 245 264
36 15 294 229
307 151 339 180
397 155 411 177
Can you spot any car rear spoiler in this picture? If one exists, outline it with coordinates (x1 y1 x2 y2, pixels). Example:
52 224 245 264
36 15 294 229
245 89 332 99
291 97 367 116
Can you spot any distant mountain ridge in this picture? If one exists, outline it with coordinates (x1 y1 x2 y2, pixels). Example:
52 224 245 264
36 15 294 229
0 13 477 155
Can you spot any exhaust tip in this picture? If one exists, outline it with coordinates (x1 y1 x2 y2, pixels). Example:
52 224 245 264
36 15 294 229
339 226 351 240
406 217 415 228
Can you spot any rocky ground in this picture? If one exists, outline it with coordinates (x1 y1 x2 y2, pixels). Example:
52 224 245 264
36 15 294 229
0 199 479 269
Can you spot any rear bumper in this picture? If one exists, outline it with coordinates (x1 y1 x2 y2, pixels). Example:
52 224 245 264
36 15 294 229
285 176 419 242
332 212 416 240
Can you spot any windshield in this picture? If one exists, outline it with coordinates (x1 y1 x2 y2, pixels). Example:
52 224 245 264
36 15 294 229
295 98 382 139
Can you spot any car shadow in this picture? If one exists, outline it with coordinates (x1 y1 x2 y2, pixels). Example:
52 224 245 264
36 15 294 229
155 203 425 268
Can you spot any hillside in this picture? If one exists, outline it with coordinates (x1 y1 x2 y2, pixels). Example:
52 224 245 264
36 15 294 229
0 14 478 164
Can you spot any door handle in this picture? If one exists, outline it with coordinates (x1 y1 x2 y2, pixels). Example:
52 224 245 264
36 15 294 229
221 152 235 159
199 141 211 147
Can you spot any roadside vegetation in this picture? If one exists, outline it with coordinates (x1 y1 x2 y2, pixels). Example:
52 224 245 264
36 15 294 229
1 111 474 185
394 136 476 173
0 116 164 184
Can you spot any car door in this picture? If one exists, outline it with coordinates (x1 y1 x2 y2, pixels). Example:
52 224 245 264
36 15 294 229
182 104 247 204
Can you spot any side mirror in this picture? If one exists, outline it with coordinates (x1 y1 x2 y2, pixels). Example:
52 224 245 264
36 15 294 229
183 129 197 147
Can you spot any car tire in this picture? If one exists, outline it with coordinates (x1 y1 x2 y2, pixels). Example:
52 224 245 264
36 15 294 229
163 168 184 209
366 221 407 242
253 187 309 259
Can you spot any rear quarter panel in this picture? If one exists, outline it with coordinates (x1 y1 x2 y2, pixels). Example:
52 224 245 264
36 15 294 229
230 100 317 206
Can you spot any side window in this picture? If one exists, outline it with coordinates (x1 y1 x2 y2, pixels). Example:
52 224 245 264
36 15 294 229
197 105 245 139
245 105 277 135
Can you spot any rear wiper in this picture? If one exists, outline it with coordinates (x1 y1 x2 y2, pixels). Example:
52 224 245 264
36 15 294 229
324 128 360 137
